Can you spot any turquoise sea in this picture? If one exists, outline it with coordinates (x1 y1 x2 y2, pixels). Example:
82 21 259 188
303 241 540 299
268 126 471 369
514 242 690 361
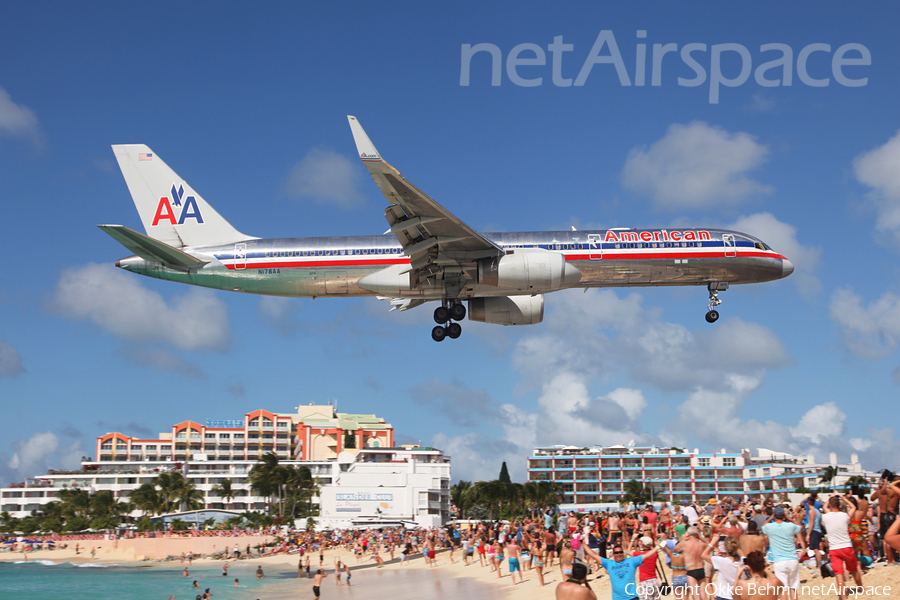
0 561 289 600
0 558 510 600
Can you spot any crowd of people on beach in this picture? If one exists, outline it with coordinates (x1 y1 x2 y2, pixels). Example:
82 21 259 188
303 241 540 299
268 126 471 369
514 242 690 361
280 472 900 600
6 473 900 600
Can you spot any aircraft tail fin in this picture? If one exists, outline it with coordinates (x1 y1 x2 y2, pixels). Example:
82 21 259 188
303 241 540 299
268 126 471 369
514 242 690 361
111 144 256 248
98 224 207 269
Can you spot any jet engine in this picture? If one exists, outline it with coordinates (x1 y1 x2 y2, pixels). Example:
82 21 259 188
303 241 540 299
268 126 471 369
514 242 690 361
477 249 581 292
468 295 544 326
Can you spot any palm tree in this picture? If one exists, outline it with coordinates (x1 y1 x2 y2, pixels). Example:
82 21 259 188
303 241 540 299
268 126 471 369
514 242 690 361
818 466 838 492
155 472 186 513
250 452 290 517
211 479 237 510
57 488 91 519
284 465 314 519
172 479 205 513
451 481 473 519
130 483 165 516
844 475 870 494
621 479 652 508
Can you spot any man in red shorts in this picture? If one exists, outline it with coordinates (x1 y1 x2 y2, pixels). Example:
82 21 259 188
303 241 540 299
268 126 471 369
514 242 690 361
821 496 863 600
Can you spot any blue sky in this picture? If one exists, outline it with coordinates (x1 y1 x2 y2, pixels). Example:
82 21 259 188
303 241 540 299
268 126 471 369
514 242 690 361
2 2 900 485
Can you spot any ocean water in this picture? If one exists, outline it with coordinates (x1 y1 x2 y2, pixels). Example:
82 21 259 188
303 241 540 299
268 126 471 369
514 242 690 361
0 561 283 600
0 559 510 600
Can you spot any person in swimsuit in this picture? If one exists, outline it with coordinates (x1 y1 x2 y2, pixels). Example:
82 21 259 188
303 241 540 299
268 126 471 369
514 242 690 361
506 538 523 584
559 540 575 578
532 539 547 586
344 563 351 587
313 569 327 599
493 540 504 578
334 559 342 586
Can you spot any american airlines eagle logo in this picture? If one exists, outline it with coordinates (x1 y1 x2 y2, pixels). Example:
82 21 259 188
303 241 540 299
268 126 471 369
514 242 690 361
151 183 204 226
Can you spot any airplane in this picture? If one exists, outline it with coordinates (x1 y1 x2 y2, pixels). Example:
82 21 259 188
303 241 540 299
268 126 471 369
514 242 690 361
101 116 793 342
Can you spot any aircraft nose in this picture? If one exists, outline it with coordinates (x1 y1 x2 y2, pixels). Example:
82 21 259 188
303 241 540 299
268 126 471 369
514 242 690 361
782 259 794 278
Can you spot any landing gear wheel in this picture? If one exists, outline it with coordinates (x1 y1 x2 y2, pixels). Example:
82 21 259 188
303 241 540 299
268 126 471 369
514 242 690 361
447 322 462 339
431 326 447 342
449 303 466 321
705 310 719 323
433 306 449 324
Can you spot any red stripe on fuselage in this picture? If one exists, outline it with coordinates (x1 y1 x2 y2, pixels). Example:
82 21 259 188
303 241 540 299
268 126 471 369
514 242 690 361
221 250 785 270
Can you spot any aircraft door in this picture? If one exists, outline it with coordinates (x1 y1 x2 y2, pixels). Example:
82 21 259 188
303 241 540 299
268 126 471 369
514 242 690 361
722 234 736 257
588 234 603 260
234 243 247 270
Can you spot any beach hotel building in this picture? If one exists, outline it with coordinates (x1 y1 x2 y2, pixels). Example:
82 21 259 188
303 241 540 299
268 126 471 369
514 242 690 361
528 444 881 506
0 403 451 528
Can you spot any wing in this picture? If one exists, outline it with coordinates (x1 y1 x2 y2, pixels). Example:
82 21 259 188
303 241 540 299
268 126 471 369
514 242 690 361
348 116 502 295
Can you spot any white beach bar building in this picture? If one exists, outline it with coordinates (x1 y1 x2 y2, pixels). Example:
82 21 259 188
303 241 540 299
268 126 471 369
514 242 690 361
316 446 451 529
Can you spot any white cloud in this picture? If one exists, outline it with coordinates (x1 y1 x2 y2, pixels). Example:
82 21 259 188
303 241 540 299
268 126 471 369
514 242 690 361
3 431 85 485
283 148 367 209
51 263 231 351
622 121 772 209
789 402 846 444
0 337 24 377
727 212 821 295
853 129 900 241
830 288 900 360
0 86 40 142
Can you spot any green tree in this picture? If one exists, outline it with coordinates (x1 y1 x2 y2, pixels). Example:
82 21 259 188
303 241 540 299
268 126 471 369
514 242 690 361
844 475 870 494
499 462 511 484
343 430 357 449
451 480 473 519
211 479 237 510
621 479 652 507
818 466 838 492
130 483 165 516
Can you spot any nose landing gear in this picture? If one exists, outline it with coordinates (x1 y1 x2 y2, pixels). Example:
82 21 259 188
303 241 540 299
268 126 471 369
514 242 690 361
432 301 466 341
706 282 728 323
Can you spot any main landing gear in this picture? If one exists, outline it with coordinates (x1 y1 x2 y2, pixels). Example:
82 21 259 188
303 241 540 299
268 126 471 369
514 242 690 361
706 281 728 323
432 301 466 341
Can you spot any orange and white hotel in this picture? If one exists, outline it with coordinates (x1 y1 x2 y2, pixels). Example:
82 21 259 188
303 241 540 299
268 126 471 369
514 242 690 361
95 403 394 463
1 403 397 518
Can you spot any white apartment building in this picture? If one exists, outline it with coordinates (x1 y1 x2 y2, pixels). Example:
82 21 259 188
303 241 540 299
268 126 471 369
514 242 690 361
317 446 451 529
0 403 397 520
527 444 880 504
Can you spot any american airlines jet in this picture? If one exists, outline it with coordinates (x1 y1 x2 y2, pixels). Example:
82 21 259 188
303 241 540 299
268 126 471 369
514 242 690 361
101 116 793 342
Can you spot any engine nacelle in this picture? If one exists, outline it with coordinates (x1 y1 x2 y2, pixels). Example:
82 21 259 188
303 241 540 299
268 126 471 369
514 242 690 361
477 249 581 292
468 295 544 326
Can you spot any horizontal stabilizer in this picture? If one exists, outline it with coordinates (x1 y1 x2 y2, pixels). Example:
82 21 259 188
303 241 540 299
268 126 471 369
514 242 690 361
98 224 208 269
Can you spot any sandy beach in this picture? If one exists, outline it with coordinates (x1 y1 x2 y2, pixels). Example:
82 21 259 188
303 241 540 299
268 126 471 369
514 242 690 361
3 541 899 600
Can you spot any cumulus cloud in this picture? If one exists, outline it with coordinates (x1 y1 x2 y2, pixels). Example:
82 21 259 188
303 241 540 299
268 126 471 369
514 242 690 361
622 121 772 209
830 288 900 360
1 431 85 486
0 337 24 377
51 263 231 351
853 129 900 242
0 86 40 143
727 212 821 295
283 148 367 209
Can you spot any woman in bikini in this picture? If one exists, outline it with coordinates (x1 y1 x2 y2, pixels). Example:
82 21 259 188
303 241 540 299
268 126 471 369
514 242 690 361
558 540 575 579
492 539 504 578
660 540 689 598
531 539 546 586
